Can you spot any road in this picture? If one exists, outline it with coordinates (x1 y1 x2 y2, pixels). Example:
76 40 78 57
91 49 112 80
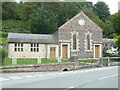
1 66 119 88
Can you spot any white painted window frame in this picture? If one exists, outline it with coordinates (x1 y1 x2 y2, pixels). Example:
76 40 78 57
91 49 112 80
85 31 93 52
93 44 102 59
60 43 70 59
71 31 79 52
30 43 39 52
14 43 23 52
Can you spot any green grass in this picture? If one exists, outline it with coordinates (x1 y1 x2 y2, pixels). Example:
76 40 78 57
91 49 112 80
0 58 72 66
79 62 88 65
79 59 98 63
110 60 120 62
61 59 72 63
41 59 58 64
1 57 12 66
17 58 38 65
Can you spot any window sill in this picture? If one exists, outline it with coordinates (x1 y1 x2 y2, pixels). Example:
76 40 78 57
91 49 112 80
85 50 93 52
71 50 79 52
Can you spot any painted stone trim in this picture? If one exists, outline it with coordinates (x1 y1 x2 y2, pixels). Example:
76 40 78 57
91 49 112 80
71 31 79 52
60 43 70 59
84 31 93 52
47 44 59 59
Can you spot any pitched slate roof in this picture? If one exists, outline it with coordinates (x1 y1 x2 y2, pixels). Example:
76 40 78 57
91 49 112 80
7 31 58 44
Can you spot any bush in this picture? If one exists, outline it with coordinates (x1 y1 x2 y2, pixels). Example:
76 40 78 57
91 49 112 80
0 48 8 64
103 52 118 57
0 32 8 38
2 20 31 33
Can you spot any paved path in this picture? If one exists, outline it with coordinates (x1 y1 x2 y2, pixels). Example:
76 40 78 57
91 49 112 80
1 66 119 88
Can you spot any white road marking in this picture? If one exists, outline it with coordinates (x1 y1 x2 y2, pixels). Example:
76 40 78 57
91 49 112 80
34 74 48 77
69 86 74 88
99 74 118 80
64 86 74 90
0 78 9 81
1 66 118 81
23 75 33 78
9 76 23 80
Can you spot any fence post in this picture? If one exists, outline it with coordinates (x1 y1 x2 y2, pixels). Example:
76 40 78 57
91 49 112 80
38 57 41 64
73 56 79 69
99 57 103 67
106 57 110 66
58 57 61 63
12 57 17 65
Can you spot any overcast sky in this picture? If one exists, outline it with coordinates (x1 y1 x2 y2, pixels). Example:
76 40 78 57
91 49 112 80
87 0 119 14
14 0 119 14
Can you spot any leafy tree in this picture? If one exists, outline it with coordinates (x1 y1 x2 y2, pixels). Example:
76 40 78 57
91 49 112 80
111 13 120 35
30 8 57 34
2 20 31 33
102 20 114 38
57 2 79 26
40 2 61 15
2 2 18 20
75 2 93 9
93 1 110 21
18 2 38 21
115 35 120 51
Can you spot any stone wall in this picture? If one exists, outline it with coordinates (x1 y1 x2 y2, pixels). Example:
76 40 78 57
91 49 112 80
1 63 75 73
58 11 103 58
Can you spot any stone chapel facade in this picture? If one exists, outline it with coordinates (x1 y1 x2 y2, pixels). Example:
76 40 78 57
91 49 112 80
7 11 103 59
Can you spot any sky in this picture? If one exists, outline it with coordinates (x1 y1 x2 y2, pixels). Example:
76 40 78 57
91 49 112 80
15 0 120 14
87 0 119 14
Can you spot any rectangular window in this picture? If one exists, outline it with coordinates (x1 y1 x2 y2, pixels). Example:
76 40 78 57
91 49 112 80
30 43 39 52
14 43 24 52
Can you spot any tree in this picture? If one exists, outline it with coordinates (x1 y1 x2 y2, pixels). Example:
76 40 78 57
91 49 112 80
102 20 114 38
30 8 57 34
93 1 110 21
18 2 38 21
111 13 120 35
115 35 120 51
57 3 79 26
2 2 18 20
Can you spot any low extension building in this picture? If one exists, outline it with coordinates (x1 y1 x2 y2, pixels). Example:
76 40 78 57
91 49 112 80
7 11 103 59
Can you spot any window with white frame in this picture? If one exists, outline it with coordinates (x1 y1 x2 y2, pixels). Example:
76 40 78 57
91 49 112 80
85 32 92 51
30 43 39 52
14 43 23 51
73 34 77 50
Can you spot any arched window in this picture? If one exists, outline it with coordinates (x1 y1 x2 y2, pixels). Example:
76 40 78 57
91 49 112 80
86 34 90 50
73 34 77 50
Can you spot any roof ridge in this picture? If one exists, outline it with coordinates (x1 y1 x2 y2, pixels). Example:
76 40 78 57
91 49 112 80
8 33 53 36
